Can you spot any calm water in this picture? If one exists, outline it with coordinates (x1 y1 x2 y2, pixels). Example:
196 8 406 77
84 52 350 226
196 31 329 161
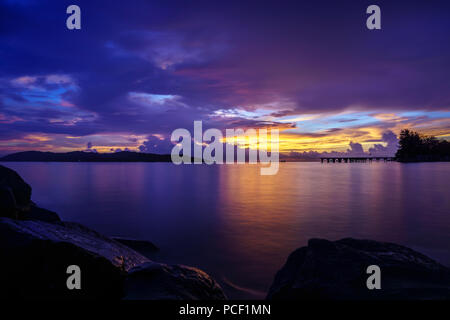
3 162 450 298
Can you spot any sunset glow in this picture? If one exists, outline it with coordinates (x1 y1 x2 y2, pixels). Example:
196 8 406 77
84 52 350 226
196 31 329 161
0 1 449 157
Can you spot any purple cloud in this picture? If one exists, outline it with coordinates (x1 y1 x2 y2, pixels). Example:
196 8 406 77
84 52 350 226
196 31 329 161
0 0 449 154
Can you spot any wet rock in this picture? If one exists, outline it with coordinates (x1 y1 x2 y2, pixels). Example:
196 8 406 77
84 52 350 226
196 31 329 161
125 262 227 300
0 218 149 299
267 238 450 300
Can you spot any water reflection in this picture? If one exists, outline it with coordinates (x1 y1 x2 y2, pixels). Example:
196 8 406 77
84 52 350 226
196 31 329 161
2 161 449 298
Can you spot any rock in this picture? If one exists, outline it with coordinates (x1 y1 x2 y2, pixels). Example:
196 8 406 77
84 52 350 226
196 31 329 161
267 238 450 300
125 262 227 300
0 165 60 222
0 165 227 300
0 217 149 299
20 203 61 223
0 186 18 219
0 165 31 208
112 237 159 255
0 217 227 300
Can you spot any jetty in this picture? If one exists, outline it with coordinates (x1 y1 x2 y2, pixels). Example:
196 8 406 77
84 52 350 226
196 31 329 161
320 156 396 163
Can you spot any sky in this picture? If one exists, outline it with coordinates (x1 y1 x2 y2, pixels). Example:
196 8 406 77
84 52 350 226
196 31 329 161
1 0 450 157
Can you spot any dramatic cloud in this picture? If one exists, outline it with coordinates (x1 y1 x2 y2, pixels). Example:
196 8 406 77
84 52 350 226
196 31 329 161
138 135 174 154
346 142 365 156
368 131 399 156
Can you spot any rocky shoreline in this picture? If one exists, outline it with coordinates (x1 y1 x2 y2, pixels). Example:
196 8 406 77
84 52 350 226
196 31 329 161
1 164 449 300
0 165 225 300
268 238 450 300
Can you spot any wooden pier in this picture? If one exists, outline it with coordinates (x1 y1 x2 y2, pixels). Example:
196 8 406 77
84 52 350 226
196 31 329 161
320 156 396 163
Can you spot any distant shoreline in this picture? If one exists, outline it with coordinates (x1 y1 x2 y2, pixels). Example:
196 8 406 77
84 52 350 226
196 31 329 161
0 151 172 162
1 150 449 163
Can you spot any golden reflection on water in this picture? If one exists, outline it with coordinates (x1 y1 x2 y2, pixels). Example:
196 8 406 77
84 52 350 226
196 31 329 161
216 162 450 293
2 161 449 297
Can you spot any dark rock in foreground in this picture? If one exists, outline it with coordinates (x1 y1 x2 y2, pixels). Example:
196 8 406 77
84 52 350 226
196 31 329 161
0 165 31 206
0 218 149 299
0 164 227 300
125 262 227 300
0 165 61 222
268 238 450 300
0 165 32 218
0 186 17 218
21 202 61 223
0 218 227 300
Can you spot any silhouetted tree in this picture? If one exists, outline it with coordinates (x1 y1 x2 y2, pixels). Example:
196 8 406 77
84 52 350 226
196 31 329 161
396 129 450 162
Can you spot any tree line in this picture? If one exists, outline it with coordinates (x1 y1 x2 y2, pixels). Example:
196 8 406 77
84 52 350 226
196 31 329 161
396 129 450 162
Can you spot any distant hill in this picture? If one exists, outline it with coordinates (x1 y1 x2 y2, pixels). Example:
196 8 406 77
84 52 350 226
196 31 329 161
0 151 172 162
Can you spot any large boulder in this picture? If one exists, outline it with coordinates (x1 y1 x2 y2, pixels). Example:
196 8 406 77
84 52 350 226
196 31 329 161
0 218 227 300
125 262 227 300
0 165 227 300
268 238 450 300
0 186 17 218
0 165 31 207
0 165 32 218
0 165 60 222
0 218 149 299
